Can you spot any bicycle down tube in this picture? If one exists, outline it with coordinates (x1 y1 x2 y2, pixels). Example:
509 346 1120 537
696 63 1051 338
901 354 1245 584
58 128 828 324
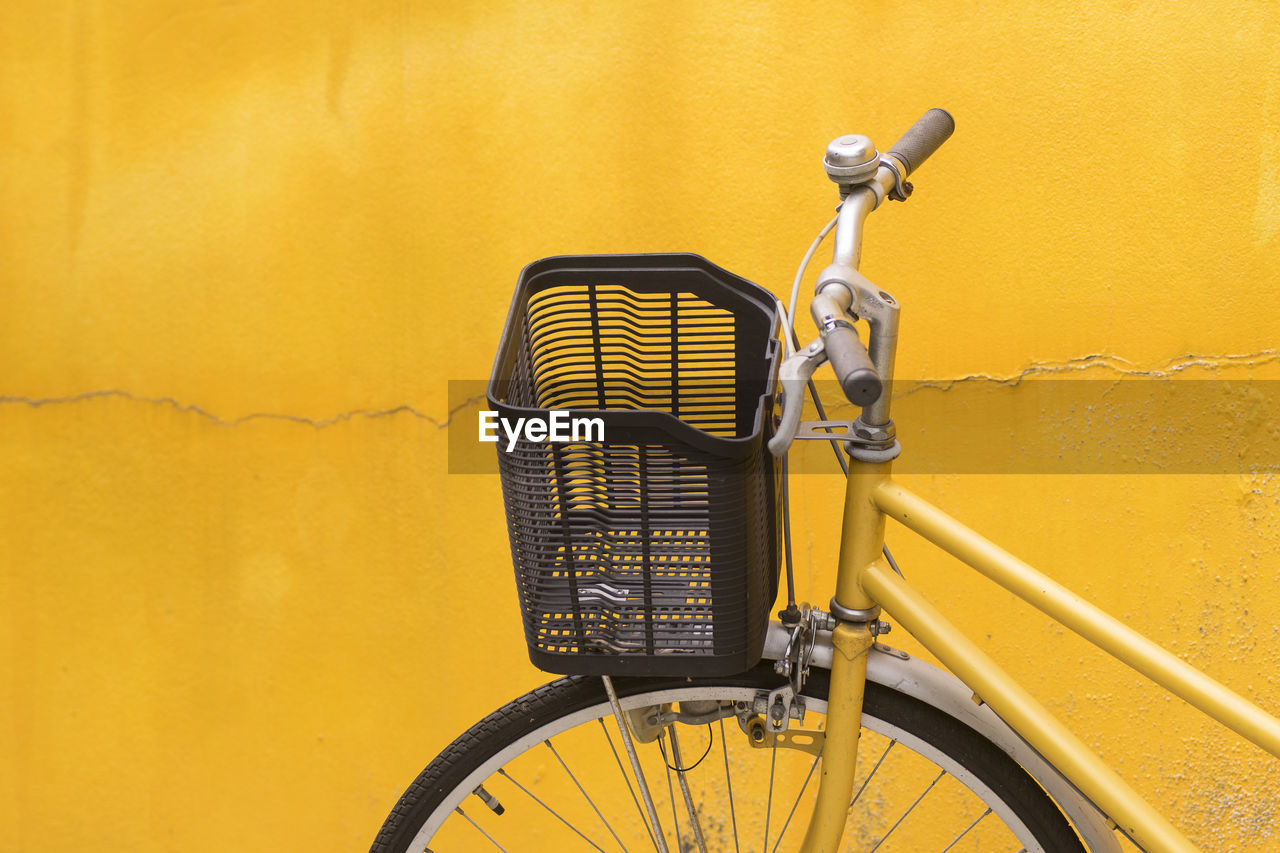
786 111 1280 853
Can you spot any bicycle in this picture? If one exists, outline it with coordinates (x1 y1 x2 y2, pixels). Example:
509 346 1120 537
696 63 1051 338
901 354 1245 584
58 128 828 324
370 110 1280 853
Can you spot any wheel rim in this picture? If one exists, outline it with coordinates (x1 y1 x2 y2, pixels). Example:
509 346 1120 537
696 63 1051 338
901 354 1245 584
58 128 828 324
406 684 1060 852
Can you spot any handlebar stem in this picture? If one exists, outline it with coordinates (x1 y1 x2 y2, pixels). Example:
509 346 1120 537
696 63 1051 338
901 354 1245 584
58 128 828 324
863 304 899 428
819 224 902 426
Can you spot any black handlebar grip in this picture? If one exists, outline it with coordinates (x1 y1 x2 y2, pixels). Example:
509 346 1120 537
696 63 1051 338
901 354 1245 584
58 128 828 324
887 108 955 178
824 323 882 407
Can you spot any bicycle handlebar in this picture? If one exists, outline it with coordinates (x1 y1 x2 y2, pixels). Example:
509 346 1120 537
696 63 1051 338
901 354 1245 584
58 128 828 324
887 108 955 178
772 111 952 455
822 110 952 411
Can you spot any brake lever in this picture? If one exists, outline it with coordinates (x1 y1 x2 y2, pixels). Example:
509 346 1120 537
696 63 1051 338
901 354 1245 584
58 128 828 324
768 338 828 457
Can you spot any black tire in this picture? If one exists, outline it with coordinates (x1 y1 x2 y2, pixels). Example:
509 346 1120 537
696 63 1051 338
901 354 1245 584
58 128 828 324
371 665 1085 852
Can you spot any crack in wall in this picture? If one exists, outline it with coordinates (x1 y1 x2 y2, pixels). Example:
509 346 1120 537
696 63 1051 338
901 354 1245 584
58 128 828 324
0 389 487 430
899 349 1280 396
3 349 1276 429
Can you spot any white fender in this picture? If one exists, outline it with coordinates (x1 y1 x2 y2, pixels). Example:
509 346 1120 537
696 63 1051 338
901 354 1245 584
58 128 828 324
764 625 1121 852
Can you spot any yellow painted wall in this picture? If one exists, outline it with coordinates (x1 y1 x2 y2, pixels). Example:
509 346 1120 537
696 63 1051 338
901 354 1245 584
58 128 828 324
3 1 1279 849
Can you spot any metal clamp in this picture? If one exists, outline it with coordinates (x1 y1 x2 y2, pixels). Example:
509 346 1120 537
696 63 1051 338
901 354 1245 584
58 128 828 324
793 420 856 440
847 438 902 464
879 153 913 202
735 689 808 740
829 598 882 624
747 726 826 757
767 684 796 732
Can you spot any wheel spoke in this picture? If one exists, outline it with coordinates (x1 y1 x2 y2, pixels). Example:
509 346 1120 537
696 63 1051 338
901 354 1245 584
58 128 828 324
850 739 897 807
939 807 991 852
546 739 630 852
599 719 662 852
662 736 685 853
601 676 670 853
771 746 823 852
455 805 510 851
496 768 609 852
763 739 777 851
666 726 709 853
719 717 741 853
869 769 948 852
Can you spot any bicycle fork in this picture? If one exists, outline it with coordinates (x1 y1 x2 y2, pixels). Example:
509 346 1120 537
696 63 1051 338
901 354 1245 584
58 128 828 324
798 457 892 853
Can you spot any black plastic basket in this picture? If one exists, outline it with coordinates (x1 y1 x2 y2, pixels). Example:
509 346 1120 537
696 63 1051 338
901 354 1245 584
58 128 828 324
487 253 782 677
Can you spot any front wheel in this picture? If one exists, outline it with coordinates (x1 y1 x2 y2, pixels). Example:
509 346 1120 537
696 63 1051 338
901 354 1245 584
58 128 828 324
371 666 1085 852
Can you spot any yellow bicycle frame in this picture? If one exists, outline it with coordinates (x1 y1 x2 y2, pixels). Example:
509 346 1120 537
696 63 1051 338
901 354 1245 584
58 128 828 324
796 455 1280 853
784 116 1280 851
